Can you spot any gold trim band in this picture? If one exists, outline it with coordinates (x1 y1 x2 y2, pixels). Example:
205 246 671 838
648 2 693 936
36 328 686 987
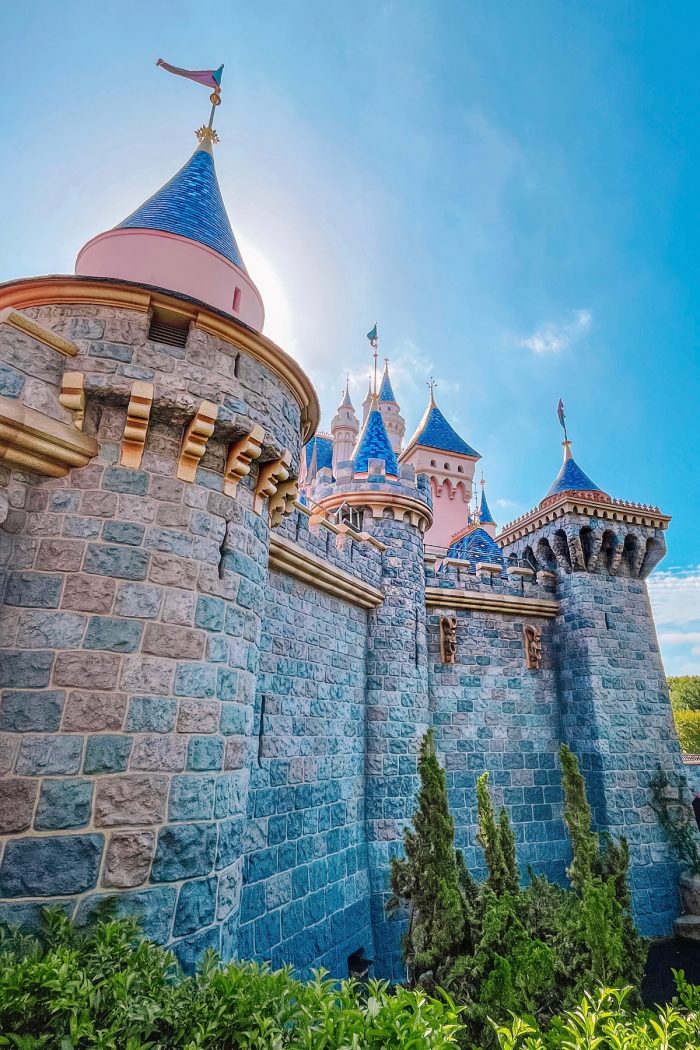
426 586 559 619
269 535 384 609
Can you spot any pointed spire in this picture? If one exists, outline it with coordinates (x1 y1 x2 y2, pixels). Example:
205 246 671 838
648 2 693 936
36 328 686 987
352 402 398 476
340 377 353 409
404 389 480 458
544 438 606 500
378 360 397 403
479 477 495 525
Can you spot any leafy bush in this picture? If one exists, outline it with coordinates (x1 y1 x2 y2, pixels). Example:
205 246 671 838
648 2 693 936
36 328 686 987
674 709 700 752
0 909 463 1049
650 764 700 873
668 675 700 712
390 734 646 1047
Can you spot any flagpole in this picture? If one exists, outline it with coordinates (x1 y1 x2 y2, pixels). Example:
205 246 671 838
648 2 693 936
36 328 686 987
373 329 378 398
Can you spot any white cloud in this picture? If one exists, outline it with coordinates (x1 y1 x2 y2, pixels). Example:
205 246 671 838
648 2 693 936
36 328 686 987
516 309 592 356
648 566 700 675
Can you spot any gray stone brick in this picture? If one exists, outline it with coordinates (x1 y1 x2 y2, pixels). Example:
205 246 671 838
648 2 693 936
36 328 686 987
0 650 54 688
103 467 149 495
0 778 38 833
102 830 155 888
0 690 64 731
5 572 64 608
15 611 86 649
94 774 168 827
130 734 187 772
113 582 162 619
62 691 127 732
84 544 149 581
54 651 120 690
15 735 83 775
35 540 85 572
142 623 204 660
102 521 146 546
84 616 143 652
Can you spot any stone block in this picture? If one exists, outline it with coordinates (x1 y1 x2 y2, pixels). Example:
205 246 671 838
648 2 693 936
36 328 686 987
114 582 162 619
130 734 187 772
125 696 177 733
177 699 220 734
5 572 64 608
119 656 173 694
75 886 176 943
219 702 248 736
89 341 133 362
173 876 217 937
149 476 185 502
54 651 120 690
255 910 281 954
0 649 54 688
61 574 116 613
49 490 81 513
168 775 216 820
0 778 38 833
142 623 205 660
103 467 149 495
172 926 221 973
94 774 168 826
102 521 146 546
84 544 149 581
84 734 133 774
102 830 155 888
151 822 218 881
145 527 192 558
216 817 244 869
62 691 127 732
84 616 143 652
0 733 18 774
15 734 83 775
35 540 85 573
174 663 216 698
148 553 199 590
217 668 239 702
217 862 243 920
63 516 101 539
80 491 118 517
0 834 103 897
0 690 64 731
16 611 86 649
195 596 225 632
187 735 224 771
162 589 196 626
224 737 248 770
0 361 26 396
35 778 94 829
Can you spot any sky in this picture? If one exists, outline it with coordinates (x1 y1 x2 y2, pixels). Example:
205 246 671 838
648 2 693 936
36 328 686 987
1 2 698 673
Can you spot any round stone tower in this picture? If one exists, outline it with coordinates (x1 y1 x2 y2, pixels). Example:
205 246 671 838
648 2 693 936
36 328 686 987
330 381 359 476
0 117 318 968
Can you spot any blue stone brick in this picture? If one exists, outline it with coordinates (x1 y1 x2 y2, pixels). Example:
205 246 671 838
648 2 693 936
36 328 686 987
0 362 26 397
217 668 238 701
89 341 133 362
187 736 224 771
0 899 74 932
5 572 63 608
16 735 82 775
0 835 103 896
173 876 217 937
168 776 216 821
214 774 231 818
174 663 216 698
84 734 132 774
304 890 326 927
84 544 148 581
49 490 81 513
291 866 309 899
207 635 229 662
254 910 281 953
237 921 255 960
173 926 221 973
0 690 64 731
195 596 225 632
216 817 244 869
75 887 177 943
151 823 217 881
84 616 143 652
282 899 305 939
126 696 177 733
102 521 146 546
247 847 278 883
220 702 247 735
146 527 192 558
35 779 94 829
102 467 149 495
268 814 287 845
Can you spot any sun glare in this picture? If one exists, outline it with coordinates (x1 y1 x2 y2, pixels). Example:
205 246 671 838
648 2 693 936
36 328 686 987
237 235 296 353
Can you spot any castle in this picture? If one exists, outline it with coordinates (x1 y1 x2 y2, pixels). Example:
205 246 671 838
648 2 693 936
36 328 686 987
0 96 685 980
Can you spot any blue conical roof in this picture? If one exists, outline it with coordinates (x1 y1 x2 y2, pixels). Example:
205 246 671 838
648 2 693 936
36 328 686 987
479 485 495 524
545 444 603 499
448 526 505 567
352 403 398 476
406 397 480 458
378 364 396 402
116 143 246 270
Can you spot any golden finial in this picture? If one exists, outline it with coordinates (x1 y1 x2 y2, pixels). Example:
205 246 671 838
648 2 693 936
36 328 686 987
196 125 220 145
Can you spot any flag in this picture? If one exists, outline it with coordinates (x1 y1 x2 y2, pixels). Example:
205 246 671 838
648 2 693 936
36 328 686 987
157 59 224 95
367 323 378 348
557 398 566 430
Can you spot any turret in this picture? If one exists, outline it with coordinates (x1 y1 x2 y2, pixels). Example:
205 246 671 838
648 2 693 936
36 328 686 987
375 361 405 453
400 388 480 553
330 381 359 475
478 478 497 538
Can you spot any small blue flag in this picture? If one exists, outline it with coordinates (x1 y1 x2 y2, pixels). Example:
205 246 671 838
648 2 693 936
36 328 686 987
367 324 378 347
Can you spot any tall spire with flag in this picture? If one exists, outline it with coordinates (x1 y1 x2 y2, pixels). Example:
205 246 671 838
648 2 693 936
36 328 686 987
367 323 379 396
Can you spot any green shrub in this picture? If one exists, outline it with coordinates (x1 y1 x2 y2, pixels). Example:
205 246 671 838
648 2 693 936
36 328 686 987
668 675 700 712
0 910 463 1048
674 709 700 752
390 740 646 1047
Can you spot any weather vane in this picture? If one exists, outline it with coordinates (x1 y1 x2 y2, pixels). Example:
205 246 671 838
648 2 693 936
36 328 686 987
156 58 224 144
557 398 569 442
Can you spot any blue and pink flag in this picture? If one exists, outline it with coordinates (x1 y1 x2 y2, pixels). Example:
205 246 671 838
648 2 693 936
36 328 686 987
157 59 224 94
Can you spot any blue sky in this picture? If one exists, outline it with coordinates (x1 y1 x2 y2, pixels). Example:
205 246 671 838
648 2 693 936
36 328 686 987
1 2 698 672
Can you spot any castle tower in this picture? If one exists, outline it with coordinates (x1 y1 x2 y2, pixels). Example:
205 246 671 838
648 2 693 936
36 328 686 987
310 399 432 979
400 389 480 554
375 361 405 453
478 478 497 539
498 434 684 937
330 381 359 475
0 108 318 968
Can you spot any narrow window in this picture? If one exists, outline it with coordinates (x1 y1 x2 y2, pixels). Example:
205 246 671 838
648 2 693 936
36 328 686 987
257 694 267 766
232 286 242 312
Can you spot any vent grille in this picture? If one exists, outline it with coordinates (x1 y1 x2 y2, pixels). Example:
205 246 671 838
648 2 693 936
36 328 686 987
148 312 189 348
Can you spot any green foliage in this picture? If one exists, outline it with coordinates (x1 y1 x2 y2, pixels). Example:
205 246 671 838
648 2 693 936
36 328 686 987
650 763 700 874
494 975 700 1050
674 709 700 753
390 738 647 1048
668 675 700 712
0 910 463 1049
